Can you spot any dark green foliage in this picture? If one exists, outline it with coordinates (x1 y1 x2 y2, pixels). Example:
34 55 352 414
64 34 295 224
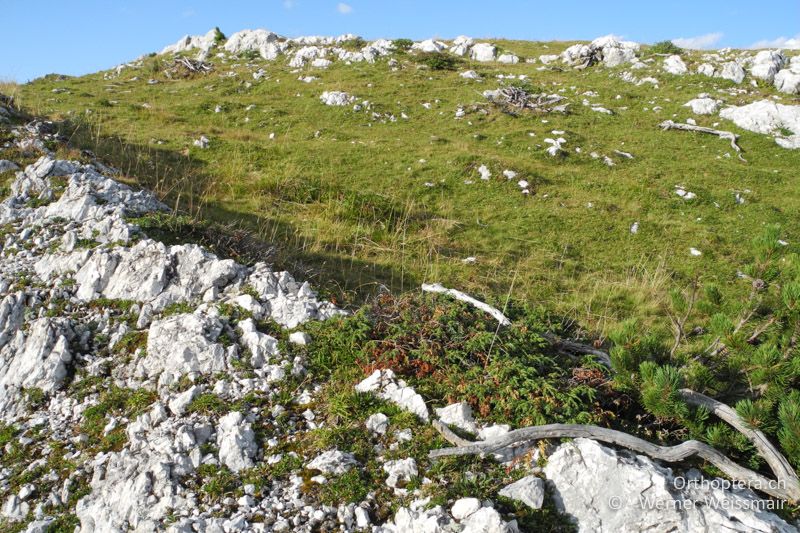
610 226 800 468
413 52 461 71
213 27 226 44
393 38 414 51
649 41 684 55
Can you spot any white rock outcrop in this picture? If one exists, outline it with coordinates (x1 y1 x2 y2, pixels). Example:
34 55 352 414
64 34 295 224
355 369 429 421
544 438 795 532
160 28 219 56
320 91 356 106
683 97 719 115
663 55 688 75
470 43 497 62
720 100 800 149
217 411 258 472
749 50 786 83
561 35 640 67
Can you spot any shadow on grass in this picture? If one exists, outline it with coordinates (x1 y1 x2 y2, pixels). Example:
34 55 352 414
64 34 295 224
57 118 418 306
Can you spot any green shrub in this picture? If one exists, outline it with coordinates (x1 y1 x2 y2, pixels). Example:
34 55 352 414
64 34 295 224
649 41 684 55
414 52 461 71
393 38 414 51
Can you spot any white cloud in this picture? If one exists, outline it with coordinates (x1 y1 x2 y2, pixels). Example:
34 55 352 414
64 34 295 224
671 32 723 50
749 35 800 50
337 2 352 14
283 0 295 9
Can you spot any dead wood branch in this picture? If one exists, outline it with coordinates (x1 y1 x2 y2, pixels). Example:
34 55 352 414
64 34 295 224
431 420 800 502
484 88 569 113
541 332 612 367
165 57 213 79
659 120 746 162
421 283 511 326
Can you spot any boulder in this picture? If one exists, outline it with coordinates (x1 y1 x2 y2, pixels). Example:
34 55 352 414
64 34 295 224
544 438 795 533
412 39 447 53
383 458 417 488
223 29 286 60
320 91 355 106
683 97 719 115
160 28 219 56
307 450 359 475
750 50 786 83
450 36 474 56
451 498 482 520
497 54 519 64
561 35 639 67
356 369 429 421
435 402 478 434
663 55 688 75
719 61 746 83
217 411 258 472
499 476 545 509
774 69 800 94
720 100 800 148
470 43 497 62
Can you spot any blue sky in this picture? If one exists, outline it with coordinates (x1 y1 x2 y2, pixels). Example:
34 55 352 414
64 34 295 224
2 0 799 82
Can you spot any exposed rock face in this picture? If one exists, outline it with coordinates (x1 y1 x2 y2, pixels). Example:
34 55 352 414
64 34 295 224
720 100 800 149
561 35 640 67
684 97 719 115
76 404 203 532
355 369 429 421
470 43 497 62
217 411 258 472
544 438 795 533
160 28 219 56
0 123 347 530
223 29 285 60
144 311 227 386
320 90 356 106
663 55 688 75
750 50 786 83
775 69 800 94
0 317 73 418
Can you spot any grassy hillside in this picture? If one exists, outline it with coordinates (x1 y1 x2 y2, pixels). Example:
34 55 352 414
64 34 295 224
12 38 800 337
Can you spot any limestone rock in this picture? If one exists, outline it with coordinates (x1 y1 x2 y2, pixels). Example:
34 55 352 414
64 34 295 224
543 438 795 532
143 311 227 385
498 476 545 509
775 69 800 94
470 43 497 62
683 97 719 115
435 402 478 434
307 450 359 475
750 50 786 83
217 411 258 472
355 369 429 421
320 91 356 106
720 100 800 149
663 55 688 75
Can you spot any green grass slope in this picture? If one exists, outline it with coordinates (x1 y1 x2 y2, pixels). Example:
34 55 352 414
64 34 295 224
12 38 800 337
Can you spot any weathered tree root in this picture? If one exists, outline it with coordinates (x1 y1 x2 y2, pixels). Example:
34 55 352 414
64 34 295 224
659 120 746 162
431 419 800 502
